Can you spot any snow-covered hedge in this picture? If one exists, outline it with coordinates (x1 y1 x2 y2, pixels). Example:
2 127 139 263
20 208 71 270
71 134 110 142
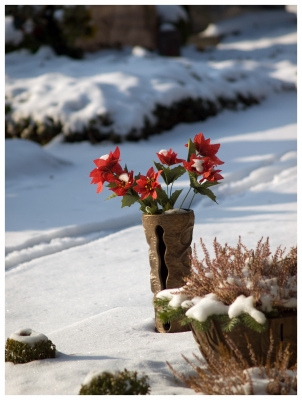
5 45 295 145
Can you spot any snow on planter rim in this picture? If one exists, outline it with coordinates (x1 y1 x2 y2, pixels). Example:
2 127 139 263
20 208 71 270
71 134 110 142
156 288 297 324
9 328 48 346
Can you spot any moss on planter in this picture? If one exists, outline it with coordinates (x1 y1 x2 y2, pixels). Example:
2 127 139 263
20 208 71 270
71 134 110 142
79 369 150 395
5 329 56 364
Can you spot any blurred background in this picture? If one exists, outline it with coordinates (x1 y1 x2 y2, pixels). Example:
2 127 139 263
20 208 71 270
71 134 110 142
5 5 289 57
5 5 296 146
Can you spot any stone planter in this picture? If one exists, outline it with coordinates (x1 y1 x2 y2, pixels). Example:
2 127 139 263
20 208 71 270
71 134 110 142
142 210 194 333
190 311 297 368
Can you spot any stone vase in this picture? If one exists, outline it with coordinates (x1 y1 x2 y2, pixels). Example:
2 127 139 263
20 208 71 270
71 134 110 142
141 209 194 333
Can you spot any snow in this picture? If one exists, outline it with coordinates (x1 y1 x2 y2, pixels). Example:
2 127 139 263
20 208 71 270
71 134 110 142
185 294 229 322
156 288 189 308
9 329 48 346
4 7 298 396
5 16 23 45
228 295 266 324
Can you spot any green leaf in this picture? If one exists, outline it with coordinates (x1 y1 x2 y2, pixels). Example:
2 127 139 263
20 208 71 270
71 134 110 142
170 189 183 207
145 204 160 215
153 298 170 308
153 161 169 185
197 187 218 203
188 172 218 203
153 299 187 324
220 316 241 332
139 197 160 214
155 188 169 206
121 194 138 208
186 138 196 161
154 162 186 185
188 171 200 188
163 202 172 211
189 317 212 332
153 161 164 173
168 165 186 184
239 313 268 333
105 193 117 200
140 197 153 207
201 180 220 189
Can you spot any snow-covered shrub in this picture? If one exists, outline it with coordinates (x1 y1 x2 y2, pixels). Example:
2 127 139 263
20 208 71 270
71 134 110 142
5 114 63 145
167 330 297 395
5 328 56 364
79 369 150 395
154 237 297 333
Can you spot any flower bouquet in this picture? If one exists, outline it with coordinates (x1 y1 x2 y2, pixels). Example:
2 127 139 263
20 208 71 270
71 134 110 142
89 132 224 333
154 237 297 365
89 132 224 214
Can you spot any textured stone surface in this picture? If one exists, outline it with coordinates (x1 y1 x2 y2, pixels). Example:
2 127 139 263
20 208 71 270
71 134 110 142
142 210 194 333
191 311 297 368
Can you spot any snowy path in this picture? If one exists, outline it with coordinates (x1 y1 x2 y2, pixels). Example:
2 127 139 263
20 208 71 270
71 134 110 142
5 215 140 271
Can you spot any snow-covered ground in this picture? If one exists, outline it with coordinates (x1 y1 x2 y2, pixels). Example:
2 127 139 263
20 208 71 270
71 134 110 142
5 7 297 396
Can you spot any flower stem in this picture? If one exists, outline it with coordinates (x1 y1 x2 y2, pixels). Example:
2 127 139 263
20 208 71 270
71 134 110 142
188 192 196 209
169 182 174 198
179 187 192 211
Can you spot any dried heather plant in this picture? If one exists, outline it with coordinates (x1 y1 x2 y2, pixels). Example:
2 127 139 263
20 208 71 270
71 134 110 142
182 237 297 313
167 330 297 395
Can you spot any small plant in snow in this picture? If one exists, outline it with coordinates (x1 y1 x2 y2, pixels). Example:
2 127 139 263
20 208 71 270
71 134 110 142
167 330 297 395
79 369 150 395
5 328 56 364
154 237 297 333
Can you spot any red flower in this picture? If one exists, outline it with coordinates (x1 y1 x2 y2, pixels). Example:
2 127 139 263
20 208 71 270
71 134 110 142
183 154 206 176
109 171 134 196
186 132 224 165
92 146 121 170
89 169 112 193
89 146 123 193
204 168 224 182
200 168 224 183
133 167 162 200
156 148 184 166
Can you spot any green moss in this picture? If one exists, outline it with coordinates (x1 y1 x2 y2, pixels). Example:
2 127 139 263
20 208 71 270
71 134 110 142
79 369 151 395
5 338 56 364
154 297 270 333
